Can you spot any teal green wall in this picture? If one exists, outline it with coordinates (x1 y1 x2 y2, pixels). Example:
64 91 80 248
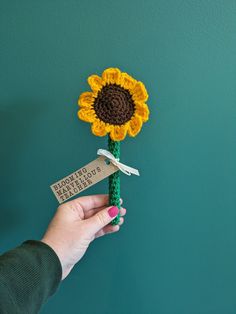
1 1 236 313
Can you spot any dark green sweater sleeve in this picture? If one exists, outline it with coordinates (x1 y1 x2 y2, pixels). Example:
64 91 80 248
0 240 62 314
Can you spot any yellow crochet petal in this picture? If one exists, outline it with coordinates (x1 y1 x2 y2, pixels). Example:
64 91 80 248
104 123 112 133
110 124 128 141
78 108 96 122
134 102 150 122
102 68 122 85
127 115 143 137
132 81 148 102
78 92 96 108
88 75 103 92
91 119 108 137
120 72 137 91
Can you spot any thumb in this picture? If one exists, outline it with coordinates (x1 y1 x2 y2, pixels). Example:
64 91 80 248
85 206 119 236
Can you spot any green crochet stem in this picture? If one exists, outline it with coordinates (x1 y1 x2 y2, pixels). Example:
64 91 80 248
108 136 121 225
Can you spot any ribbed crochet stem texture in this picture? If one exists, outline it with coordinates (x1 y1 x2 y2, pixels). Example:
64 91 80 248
108 136 121 225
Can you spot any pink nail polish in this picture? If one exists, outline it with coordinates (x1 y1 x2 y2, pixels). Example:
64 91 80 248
108 206 119 218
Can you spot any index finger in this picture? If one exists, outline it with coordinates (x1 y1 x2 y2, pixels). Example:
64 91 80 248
65 194 109 212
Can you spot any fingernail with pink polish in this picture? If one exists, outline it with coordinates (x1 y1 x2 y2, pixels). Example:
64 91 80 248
108 206 119 218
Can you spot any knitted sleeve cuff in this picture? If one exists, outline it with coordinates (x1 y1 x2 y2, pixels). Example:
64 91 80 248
0 240 62 313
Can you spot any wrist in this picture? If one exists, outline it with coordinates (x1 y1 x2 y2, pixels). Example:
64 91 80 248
40 237 73 280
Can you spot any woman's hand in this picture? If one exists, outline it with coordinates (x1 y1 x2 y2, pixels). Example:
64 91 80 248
41 194 126 280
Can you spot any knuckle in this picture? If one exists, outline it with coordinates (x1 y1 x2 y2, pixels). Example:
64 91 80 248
57 204 64 212
96 212 108 226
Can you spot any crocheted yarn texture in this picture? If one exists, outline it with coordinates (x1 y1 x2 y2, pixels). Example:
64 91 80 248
78 67 149 141
78 68 149 224
93 84 135 125
108 137 121 225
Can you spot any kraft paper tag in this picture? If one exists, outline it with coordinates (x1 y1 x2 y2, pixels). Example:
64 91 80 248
50 156 118 203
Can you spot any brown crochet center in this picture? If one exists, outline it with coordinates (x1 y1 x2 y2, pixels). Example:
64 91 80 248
93 84 135 125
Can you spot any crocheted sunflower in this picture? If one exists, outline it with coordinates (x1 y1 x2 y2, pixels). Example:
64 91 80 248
78 68 149 141
78 67 150 224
